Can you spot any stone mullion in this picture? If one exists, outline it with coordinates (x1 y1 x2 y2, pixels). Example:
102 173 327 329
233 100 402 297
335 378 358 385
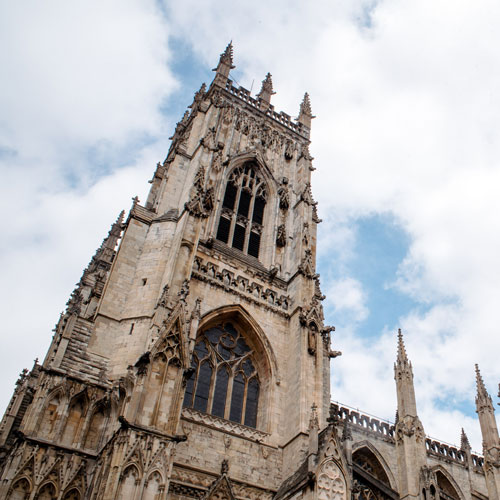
224 371 235 421
243 188 257 254
191 360 204 409
240 376 249 426
228 181 243 247
206 354 217 415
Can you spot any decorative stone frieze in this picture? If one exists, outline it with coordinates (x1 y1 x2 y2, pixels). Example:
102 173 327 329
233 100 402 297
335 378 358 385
192 255 291 315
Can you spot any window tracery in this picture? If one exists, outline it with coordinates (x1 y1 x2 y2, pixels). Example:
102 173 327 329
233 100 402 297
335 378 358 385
183 322 260 428
216 163 267 259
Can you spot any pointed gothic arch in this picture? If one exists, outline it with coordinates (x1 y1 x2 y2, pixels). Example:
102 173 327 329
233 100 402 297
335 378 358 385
7 477 32 500
140 308 187 431
37 387 65 440
83 398 110 450
183 305 276 432
62 488 81 500
352 441 397 490
316 458 348 500
431 465 465 500
143 470 164 500
36 481 58 500
61 391 88 447
117 465 140 500
215 156 274 261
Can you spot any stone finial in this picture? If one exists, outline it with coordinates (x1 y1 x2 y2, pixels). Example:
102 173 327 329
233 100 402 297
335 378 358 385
298 92 315 128
396 329 411 371
219 42 234 68
309 403 319 431
257 72 275 110
460 428 471 451
221 458 229 475
104 210 125 250
212 41 235 87
475 364 493 409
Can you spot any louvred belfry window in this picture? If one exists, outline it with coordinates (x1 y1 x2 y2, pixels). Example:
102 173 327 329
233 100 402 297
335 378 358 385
216 162 267 259
183 322 260 428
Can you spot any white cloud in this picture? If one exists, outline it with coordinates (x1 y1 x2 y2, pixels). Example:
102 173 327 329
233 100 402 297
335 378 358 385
0 1 177 412
325 277 369 323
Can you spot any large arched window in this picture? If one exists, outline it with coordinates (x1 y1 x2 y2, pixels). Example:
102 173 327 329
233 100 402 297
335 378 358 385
183 322 260 428
216 162 267 259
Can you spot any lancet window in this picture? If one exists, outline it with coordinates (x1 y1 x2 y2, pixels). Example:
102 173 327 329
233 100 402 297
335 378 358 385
216 162 267 259
183 322 260 428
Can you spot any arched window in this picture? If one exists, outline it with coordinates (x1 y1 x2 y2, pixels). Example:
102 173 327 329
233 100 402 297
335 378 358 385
216 162 267 259
183 322 260 428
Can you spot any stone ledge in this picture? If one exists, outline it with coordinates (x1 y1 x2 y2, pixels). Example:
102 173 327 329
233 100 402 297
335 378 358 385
181 407 268 443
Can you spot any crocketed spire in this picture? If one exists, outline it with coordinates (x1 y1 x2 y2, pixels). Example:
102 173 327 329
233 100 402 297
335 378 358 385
300 92 313 116
219 41 234 68
298 92 315 128
475 364 494 412
258 73 275 97
460 428 471 451
212 41 235 87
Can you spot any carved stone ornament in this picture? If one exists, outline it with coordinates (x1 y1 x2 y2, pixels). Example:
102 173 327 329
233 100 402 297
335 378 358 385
134 352 151 376
278 177 290 211
189 82 206 113
395 416 425 443
308 322 318 355
211 148 224 171
298 249 317 279
66 288 83 316
201 127 217 151
155 284 169 309
276 224 286 247
317 460 347 500
284 140 294 160
484 445 500 469
185 166 214 218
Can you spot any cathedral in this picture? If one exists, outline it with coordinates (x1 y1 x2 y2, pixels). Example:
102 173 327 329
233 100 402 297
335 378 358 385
1 43 499 500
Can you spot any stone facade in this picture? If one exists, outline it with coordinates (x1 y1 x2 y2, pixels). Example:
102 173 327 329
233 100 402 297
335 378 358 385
0 43 498 500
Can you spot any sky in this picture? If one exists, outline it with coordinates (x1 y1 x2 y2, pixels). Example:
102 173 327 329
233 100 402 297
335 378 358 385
1 0 499 453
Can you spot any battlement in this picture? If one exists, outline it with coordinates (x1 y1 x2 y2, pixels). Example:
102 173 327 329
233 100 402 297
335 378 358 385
331 403 395 440
224 80 309 138
331 402 484 469
425 438 484 468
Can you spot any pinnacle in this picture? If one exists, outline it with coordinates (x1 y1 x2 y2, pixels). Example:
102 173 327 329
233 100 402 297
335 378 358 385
116 210 125 225
261 73 275 93
219 41 235 68
460 427 471 450
309 403 319 429
475 364 489 398
300 92 313 116
397 328 409 363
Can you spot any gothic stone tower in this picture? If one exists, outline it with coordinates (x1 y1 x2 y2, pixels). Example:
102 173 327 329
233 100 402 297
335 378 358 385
0 44 345 500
